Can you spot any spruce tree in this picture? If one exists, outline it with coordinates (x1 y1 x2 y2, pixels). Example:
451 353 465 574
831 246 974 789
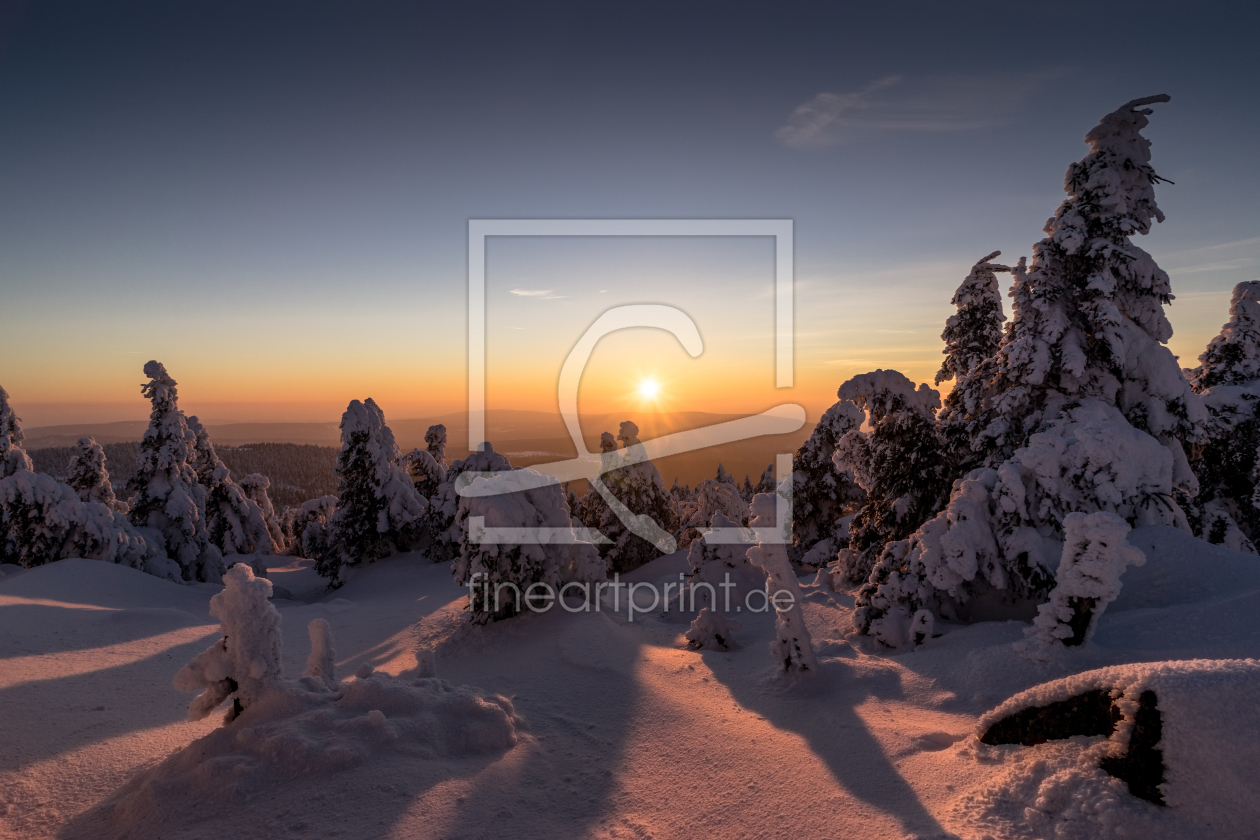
936 251 1010 389
789 400 865 563
188 416 277 562
0 386 33 479
66 437 127 513
127 362 223 582
833 370 948 584
317 399 427 585
595 421 677 574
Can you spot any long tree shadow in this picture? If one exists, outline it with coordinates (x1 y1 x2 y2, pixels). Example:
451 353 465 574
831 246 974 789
703 652 955 838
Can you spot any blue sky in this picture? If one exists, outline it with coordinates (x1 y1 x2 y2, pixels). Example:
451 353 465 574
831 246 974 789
1 0 1256 425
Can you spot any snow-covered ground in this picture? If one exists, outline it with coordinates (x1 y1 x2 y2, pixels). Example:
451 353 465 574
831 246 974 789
3 525 1258 840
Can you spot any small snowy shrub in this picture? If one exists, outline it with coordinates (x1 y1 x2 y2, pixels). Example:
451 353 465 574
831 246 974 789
683 511 756 611
677 478 747 549
239 473 288 553
281 495 337 558
685 608 740 651
174 563 284 722
1020 511 1144 656
317 399 427 585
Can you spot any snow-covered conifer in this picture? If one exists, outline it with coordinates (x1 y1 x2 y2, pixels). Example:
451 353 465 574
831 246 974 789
832 370 948 584
739 474 755 502
593 421 677 574
936 252 1010 389
682 511 757 611
317 399 427 585
66 437 126 513
427 443 512 563
240 473 287 552
188 416 278 563
1182 281 1260 549
0 470 158 571
677 478 747 549
754 464 776 497
0 386 33 478
454 469 603 623
404 448 446 499
1020 511 1144 655
715 463 735 486
174 563 283 721
425 424 448 469
790 400 865 564
126 362 223 582
281 495 337 557
748 494 817 673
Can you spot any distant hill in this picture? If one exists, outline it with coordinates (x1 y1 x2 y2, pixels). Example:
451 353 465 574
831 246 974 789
24 407 816 494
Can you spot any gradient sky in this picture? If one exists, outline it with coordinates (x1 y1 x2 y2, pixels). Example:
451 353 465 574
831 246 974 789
1 1 1257 428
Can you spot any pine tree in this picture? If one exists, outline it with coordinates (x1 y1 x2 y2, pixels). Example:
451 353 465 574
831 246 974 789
594 422 677 574
0 386 33 479
833 370 948 584
317 399 427 585
239 473 288 553
427 442 513 563
454 469 603 624
126 362 223 582
1182 281 1260 549
66 437 127 513
188 416 277 563
789 400 866 564
853 98 1205 644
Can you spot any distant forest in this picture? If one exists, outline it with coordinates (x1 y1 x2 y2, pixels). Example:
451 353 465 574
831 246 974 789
29 442 338 510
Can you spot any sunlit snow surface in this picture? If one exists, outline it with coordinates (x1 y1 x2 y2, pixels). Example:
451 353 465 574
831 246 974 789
2 524 1259 839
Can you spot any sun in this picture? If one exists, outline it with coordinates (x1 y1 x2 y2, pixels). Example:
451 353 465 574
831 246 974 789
638 378 660 400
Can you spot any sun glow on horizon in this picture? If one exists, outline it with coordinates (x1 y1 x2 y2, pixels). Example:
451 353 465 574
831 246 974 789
638 378 661 401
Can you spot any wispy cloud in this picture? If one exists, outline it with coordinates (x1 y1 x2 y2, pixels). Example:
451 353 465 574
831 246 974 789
509 288 565 299
775 71 1063 148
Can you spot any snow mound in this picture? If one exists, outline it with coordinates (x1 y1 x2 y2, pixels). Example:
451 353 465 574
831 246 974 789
968 659 1260 838
78 673 524 836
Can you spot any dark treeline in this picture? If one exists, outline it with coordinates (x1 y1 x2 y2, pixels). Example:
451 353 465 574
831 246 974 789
29 442 338 510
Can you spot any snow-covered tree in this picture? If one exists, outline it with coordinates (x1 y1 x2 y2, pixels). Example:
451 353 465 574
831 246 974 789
715 463 735 486
317 399 427 585
936 252 1010 389
281 495 337 558
682 511 757 611
669 477 691 502
188 416 278 564
854 398 1185 646
832 370 948 584
748 494 818 673
126 361 224 583
739 474 755 502
1182 281 1260 550
404 423 450 500
454 469 604 624
66 437 126 513
0 469 160 572
789 400 866 564
427 443 513 563
968 96 1203 479
0 386 33 479
754 464 776 497
425 424 448 469
1019 511 1145 657
174 563 283 722
850 97 1209 643
239 473 287 552
676 478 747 549
591 422 677 574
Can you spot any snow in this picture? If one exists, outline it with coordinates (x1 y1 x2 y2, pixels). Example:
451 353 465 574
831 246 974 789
3 523 1260 839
